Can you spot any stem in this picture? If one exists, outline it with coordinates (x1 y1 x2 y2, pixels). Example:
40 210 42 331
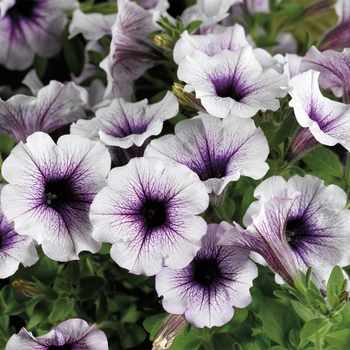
315 331 323 350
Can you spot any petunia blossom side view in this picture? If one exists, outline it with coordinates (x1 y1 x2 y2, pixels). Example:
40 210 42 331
5 318 108 350
0 80 88 143
1 132 111 262
219 175 350 288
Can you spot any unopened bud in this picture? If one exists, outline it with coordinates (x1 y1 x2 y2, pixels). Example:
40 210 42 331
152 314 187 350
172 83 207 113
154 34 175 50
12 279 43 298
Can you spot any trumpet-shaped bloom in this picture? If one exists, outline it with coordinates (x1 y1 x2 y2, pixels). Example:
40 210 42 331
177 46 288 118
71 91 178 166
173 25 249 64
1 132 111 262
181 0 241 34
0 205 38 279
144 112 269 195
286 69 350 161
0 80 88 143
174 28 281 71
300 46 350 103
100 0 162 100
0 0 78 70
219 175 350 287
319 0 350 51
156 222 258 328
90 157 209 276
69 8 116 41
5 318 108 350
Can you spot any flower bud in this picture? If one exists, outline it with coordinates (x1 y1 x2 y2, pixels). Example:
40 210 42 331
154 34 175 50
152 314 187 350
12 279 43 298
172 83 207 113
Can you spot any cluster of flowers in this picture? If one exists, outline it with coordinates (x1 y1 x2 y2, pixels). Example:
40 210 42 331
1 0 350 348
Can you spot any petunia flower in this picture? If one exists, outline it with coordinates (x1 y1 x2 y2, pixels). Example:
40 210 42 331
5 318 108 350
219 175 350 287
100 0 163 100
0 79 89 143
318 0 350 51
177 46 288 119
144 112 269 197
1 132 111 262
173 25 282 72
156 222 258 328
300 46 350 104
69 8 117 41
0 204 38 279
173 24 249 64
181 0 241 35
0 0 78 70
284 69 350 163
90 157 209 276
71 91 178 166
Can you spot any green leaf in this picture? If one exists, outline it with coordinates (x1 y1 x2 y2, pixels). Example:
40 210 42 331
120 322 147 348
258 297 300 347
273 290 299 302
143 313 167 340
63 27 85 77
326 266 346 309
63 260 81 282
171 330 202 350
289 328 300 347
32 55 48 79
49 298 74 322
329 314 342 324
78 276 106 300
12 249 58 285
289 166 305 177
300 318 328 340
302 146 344 178
272 116 298 145
185 20 202 34
255 35 279 47
291 300 313 322
324 328 350 348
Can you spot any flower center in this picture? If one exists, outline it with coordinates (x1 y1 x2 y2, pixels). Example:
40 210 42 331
7 0 37 20
285 218 304 246
140 199 167 229
48 345 72 350
192 258 221 287
44 179 74 210
213 76 246 101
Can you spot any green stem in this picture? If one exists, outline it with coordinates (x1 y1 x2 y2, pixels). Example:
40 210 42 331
315 331 323 350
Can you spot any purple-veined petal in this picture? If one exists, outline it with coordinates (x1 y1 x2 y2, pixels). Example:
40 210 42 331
288 69 350 150
156 222 258 328
178 46 287 118
90 157 209 276
145 112 269 195
0 80 88 142
5 318 108 350
1 132 111 261
0 0 78 70
301 46 350 103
